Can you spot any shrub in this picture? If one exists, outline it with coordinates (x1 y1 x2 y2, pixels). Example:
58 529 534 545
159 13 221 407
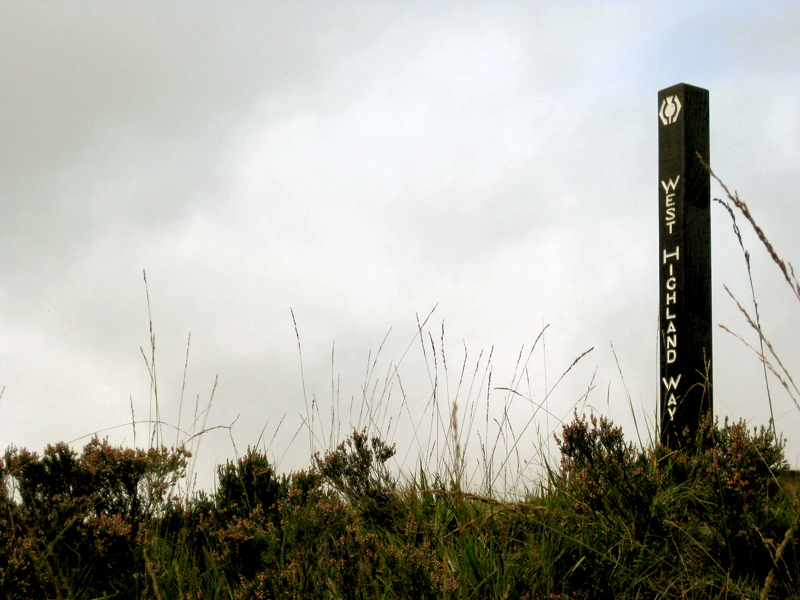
314 428 397 500
314 428 399 529
555 412 663 537
0 438 190 599
215 446 286 520
553 412 798 598
680 415 793 576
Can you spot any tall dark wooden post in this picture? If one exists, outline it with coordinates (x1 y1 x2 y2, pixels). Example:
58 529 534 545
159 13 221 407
658 83 712 448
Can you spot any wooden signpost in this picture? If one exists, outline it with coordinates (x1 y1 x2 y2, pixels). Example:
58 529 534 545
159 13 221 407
658 83 712 448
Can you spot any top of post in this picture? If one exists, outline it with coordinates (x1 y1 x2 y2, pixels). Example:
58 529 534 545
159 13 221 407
658 84 709 130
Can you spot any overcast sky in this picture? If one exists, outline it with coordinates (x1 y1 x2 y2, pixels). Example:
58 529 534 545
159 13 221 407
2 1 799 495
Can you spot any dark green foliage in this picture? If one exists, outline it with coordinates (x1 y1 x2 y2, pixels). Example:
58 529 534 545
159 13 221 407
315 428 400 530
552 412 797 598
556 412 664 537
0 438 189 599
314 428 397 500
673 415 793 577
216 446 286 519
0 417 797 599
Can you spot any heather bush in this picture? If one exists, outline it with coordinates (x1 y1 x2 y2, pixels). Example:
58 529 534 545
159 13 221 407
679 415 793 576
0 438 189 599
556 412 663 536
209 454 337 597
551 412 798 598
314 428 397 500
314 428 401 530
215 446 286 520
0 414 796 599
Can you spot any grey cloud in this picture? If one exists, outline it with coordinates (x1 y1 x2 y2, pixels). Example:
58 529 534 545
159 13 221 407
2 2 800 488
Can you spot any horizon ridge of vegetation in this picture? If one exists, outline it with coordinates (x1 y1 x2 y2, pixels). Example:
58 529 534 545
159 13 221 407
1 167 799 598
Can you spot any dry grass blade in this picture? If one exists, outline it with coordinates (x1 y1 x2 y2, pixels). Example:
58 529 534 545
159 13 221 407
143 550 164 600
185 373 219 497
719 324 800 412
722 285 800 401
699 153 800 435
714 193 776 435
391 487 546 510
698 153 800 303
610 342 641 445
760 527 795 600
66 419 202 445
491 346 594 491
176 332 191 449
142 269 162 448
129 394 137 447
290 308 311 457
665 519 727 575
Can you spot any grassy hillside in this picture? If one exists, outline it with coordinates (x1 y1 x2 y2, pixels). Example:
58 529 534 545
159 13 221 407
1 413 798 599
2 170 798 598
